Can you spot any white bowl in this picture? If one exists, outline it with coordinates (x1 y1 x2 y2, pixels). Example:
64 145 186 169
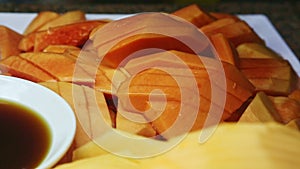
0 75 76 169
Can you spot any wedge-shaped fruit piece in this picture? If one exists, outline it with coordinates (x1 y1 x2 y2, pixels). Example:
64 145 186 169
147 100 202 139
80 85 114 144
171 4 216 27
122 68 245 115
19 52 75 81
124 50 254 92
239 58 298 95
118 84 197 110
116 111 157 138
241 66 293 80
36 20 106 52
56 82 91 148
93 13 209 68
23 11 59 35
0 55 56 82
18 31 35 52
118 80 232 115
249 78 296 96
286 118 300 131
118 86 238 139
97 32 202 68
200 18 237 34
54 123 300 169
237 42 282 59
95 66 127 94
144 98 232 139
131 50 253 92
100 66 127 87
63 47 81 59
0 26 23 59
201 20 264 46
19 52 94 85
238 92 282 123
125 50 254 97
72 50 125 93
40 82 112 149
269 96 300 124
117 75 210 138
210 33 239 66
95 69 115 94
19 20 106 52
43 45 80 54
37 10 86 31
116 50 254 138
289 89 300 103
222 21 264 46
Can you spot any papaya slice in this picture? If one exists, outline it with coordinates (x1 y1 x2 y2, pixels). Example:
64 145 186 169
239 58 297 95
201 20 264 46
123 50 254 91
92 13 209 68
0 55 56 82
236 42 282 59
0 26 23 59
43 45 80 54
116 111 158 138
19 20 107 52
116 50 255 137
239 58 289 68
200 18 237 35
37 10 86 31
269 96 300 124
19 52 94 85
172 4 216 28
23 11 59 35
210 33 239 66
40 82 112 149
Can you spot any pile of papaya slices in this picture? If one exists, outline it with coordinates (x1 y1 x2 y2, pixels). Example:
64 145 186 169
0 4 300 166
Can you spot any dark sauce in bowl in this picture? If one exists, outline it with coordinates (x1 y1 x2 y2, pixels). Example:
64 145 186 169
0 99 51 169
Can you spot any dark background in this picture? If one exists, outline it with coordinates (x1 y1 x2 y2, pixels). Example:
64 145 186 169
0 0 299 60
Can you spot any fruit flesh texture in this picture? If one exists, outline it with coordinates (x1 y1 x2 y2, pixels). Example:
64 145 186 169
55 123 300 169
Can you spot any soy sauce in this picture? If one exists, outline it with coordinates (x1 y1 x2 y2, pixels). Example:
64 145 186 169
0 99 51 169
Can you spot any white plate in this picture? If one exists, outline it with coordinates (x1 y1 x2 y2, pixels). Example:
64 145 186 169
0 13 299 76
0 75 76 168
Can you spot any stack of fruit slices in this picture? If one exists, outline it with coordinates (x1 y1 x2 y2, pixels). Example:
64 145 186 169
0 4 299 168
